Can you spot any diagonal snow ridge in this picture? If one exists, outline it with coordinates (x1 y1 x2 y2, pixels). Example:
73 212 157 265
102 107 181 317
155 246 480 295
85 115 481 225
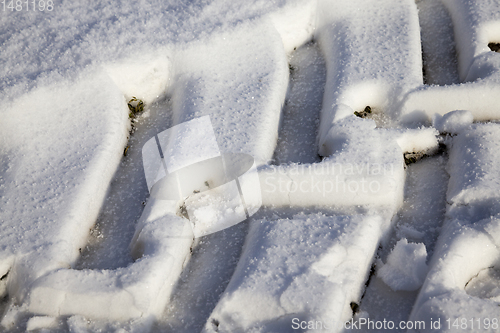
409 123 500 332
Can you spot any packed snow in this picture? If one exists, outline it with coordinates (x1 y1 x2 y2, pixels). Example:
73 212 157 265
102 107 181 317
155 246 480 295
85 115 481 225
377 238 428 292
1 0 500 332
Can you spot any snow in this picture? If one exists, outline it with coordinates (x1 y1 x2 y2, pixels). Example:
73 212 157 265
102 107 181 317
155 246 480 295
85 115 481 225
377 238 428 292
1 2 295 326
401 0 500 123
409 123 500 331
28 199 193 323
259 117 409 209
447 123 500 207
202 212 393 333
466 267 500 302
432 110 474 134
0 71 129 302
2 0 500 331
417 0 460 86
170 21 290 164
272 43 325 165
441 0 500 81
25 316 58 331
315 0 423 150
358 155 448 332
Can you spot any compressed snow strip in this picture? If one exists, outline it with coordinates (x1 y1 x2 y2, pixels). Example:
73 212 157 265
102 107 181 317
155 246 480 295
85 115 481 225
28 200 193 321
316 0 422 152
170 20 288 165
25 20 287 322
202 212 395 333
259 116 417 209
432 110 474 134
156 116 221 173
409 124 500 331
0 71 129 300
408 218 500 332
401 0 500 122
272 43 326 165
394 156 449 253
26 316 58 331
441 0 500 81
417 0 460 85
447 123 500 207
377 238 428 292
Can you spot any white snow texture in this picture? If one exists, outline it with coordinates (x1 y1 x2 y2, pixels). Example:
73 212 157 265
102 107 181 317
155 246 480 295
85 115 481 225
1 0 500 332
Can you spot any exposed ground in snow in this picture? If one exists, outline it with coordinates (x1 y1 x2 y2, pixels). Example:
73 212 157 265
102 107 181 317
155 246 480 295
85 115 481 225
2 0 500 332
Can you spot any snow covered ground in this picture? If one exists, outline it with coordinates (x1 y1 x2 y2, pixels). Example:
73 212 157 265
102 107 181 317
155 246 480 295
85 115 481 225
1 0 500 332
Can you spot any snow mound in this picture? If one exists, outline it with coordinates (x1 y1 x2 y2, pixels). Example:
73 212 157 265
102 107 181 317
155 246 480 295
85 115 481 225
202 212 394 333
377 238 428 291
433 110 474 134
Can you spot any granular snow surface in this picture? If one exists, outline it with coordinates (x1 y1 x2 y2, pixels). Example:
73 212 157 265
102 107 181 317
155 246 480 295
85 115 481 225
1 0 500 332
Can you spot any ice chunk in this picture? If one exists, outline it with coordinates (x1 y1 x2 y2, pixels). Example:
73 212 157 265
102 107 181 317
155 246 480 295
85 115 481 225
378 239 428 291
